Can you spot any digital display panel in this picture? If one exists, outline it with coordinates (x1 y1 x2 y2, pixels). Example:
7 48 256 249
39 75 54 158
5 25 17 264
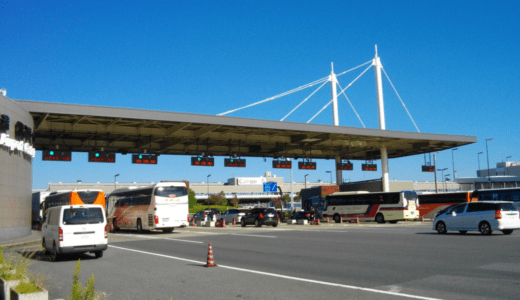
361 163 377 171
191 157 214 166
422 165 435 172
132 154 158 164
272 160 292 169
42 150 71 161
88 152 116 163
298 161 316 170
337 162 353 170
224 158 246 167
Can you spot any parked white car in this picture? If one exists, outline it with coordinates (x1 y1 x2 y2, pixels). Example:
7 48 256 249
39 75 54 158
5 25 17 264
220 209 249 224
41 204 108 260
433 201 520 235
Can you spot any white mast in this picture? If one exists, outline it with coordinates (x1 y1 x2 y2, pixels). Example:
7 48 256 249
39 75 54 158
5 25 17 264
330 63 342 185
374 45 390 192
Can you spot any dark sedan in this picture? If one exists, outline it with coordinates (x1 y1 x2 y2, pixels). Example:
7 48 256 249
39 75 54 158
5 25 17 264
289 211 312 221
241 208 279 227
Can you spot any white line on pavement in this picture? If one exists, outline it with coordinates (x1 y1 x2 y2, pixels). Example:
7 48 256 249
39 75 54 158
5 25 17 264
114 233 203 243
108 245 443 300
230 233 277 238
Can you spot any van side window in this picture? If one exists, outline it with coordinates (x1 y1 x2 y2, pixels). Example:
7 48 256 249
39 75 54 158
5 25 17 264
49 210 60 226
454 204 466 214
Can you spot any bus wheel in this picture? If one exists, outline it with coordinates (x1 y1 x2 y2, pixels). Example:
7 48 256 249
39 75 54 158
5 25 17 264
375 214 386 224
163 228 174 233
389 220 398 224
112 218 119 232
333 214 341 224
137 219 143 233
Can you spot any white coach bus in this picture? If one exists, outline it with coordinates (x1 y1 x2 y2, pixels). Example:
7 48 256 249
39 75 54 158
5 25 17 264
321 191 419 224
107 181 189 233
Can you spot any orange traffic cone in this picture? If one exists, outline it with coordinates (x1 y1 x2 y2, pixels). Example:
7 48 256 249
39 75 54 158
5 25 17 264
327 216 330 223
205 243 217 268
191 219 196 227
233 218 236 225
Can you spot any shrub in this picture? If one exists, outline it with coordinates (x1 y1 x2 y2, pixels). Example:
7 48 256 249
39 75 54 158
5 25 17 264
70 259 96 300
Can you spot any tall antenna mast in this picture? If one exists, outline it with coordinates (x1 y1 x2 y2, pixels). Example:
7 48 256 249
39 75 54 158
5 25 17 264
330 62 339 126
374 45 390 192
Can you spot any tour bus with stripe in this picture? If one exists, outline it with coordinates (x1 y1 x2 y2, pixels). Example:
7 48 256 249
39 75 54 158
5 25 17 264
417 191 473 219
107 181 189 233
41 189 106 218
321 191 419 223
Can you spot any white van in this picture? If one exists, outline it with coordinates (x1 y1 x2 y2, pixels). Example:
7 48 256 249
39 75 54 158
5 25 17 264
41 204 108 260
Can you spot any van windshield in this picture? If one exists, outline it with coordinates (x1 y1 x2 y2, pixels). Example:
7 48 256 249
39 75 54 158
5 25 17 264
63 207 104 225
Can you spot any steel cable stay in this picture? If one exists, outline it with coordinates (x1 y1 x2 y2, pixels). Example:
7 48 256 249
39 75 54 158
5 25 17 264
217 76 329 116
307 99 334 123
217 60 373 117
336 63 373 96
335 59 373 77
336 81 366 128
381 67 420 133
280 80 328 121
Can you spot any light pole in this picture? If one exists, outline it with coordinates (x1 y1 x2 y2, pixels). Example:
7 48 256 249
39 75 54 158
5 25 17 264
437 168 447 192
486 138 493 181
506 156 512 175
206 174 211 208
114 174 120 191
304 174 309 189
451 148 458 180
477 152 483 177
326 171 332 184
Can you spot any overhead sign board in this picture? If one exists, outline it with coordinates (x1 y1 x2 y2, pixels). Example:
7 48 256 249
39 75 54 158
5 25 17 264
263 182 277 192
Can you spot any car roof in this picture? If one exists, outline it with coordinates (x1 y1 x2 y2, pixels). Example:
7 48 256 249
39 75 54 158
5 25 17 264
473 201 515 204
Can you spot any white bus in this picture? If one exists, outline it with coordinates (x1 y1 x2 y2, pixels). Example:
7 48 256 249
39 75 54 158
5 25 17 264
107 181 189 233
321 191 419 224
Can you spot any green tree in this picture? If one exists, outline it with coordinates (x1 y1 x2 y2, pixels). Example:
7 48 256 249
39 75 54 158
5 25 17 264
188 189 197 209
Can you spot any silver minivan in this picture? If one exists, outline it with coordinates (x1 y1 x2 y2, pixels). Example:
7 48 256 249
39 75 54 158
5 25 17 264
433 201 520 235
41 204 108 260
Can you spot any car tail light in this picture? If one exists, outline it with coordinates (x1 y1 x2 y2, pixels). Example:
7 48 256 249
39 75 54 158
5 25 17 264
154 215 159 224
59 227 63 241
305 213 310 217
259 213 264 218
104 225 108 239
495 210 502 220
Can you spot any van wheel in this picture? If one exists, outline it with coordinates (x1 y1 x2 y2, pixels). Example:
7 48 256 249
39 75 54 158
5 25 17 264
94 251 103 258
112 218 119 232
255 219 262 227
479 222 492 235
459 231 467 234
502 230 514 235
272 223 278 227
436 222 447 234
389 221 398 224
376 214 386 224
137 219 143 233
42 239 50 255
241 219 246 227
162 228 174 233
333 214 341 223
51 242 60 261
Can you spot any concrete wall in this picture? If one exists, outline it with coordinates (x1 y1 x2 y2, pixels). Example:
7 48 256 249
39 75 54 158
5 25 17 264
0 95 34 241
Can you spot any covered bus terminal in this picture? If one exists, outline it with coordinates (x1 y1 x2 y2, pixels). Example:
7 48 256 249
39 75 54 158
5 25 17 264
0 94 476 241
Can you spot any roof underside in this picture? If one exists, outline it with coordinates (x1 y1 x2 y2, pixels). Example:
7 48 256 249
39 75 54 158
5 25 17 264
15 100 477 161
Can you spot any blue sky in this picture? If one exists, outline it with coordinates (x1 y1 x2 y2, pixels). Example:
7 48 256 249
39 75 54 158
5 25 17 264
1 1 519 189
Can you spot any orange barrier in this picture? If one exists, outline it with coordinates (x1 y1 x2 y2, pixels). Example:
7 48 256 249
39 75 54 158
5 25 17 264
205 243 217 268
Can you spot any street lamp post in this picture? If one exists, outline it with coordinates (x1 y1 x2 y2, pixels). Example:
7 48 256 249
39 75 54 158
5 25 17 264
437 168 447 192
326 171 332 184
206 174 211 208
304 174 309 189
114 174 120 191
477 152 483 177
485 138 493 181
451 148 458 180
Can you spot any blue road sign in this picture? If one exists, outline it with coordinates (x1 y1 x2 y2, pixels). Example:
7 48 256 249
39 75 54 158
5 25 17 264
263 182 277 192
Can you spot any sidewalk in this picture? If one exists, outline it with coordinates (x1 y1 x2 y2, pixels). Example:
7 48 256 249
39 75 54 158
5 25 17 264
0 230 41 249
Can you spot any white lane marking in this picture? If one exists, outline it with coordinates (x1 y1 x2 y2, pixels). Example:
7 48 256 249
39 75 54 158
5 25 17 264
114 233 203 244
230 233 277 238
109 245 443 300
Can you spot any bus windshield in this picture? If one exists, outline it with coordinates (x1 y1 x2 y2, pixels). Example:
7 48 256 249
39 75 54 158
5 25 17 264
154 186 188 197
